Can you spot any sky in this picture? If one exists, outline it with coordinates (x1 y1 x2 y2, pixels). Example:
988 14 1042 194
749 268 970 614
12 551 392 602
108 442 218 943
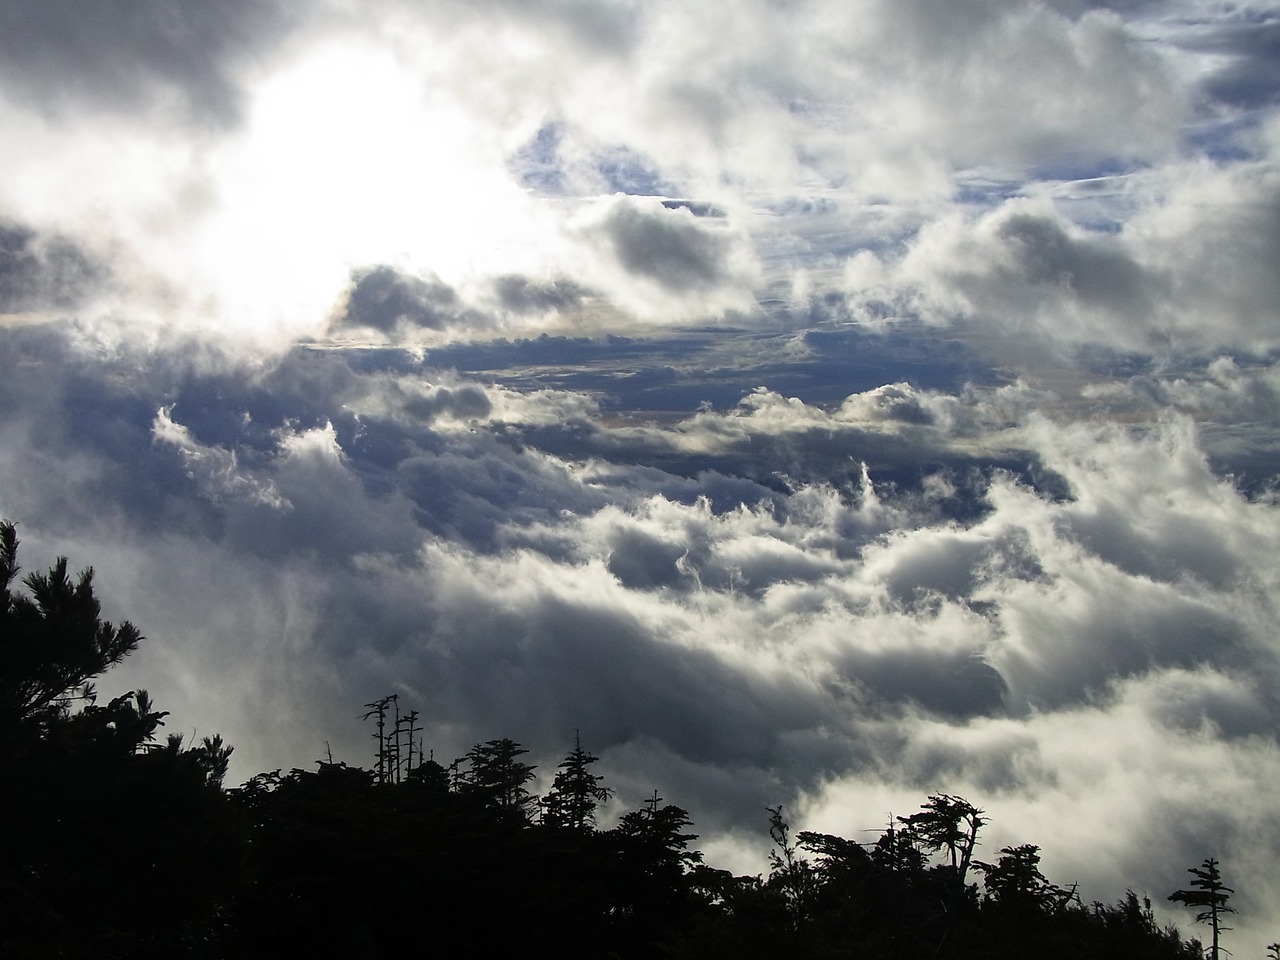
2 0 1279 949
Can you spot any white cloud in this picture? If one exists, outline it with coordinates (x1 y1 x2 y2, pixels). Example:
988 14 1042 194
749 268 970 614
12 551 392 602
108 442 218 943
843 155 1280 355
152 406 290 508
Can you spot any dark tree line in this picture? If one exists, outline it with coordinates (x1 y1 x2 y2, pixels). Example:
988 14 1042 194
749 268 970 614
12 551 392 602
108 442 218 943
0 520 1263 958
0 521 243 958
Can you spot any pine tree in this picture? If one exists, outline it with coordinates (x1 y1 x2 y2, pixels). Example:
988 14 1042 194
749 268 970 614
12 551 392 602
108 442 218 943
0 520 142 746
1168 857 1235 960
542 732 611 831
0 520 240 955
458 738 538 821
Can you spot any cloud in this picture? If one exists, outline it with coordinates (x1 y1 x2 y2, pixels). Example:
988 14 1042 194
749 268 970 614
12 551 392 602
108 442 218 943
2 2 1280 954
0 0 300 126
564 195 759 319
601 201 729 288
4 319 1280 953
0 218 108 313
336 266 467 334
844 159 1280 354
152 407 289 509
492 273 588 314
1174 13 1280 110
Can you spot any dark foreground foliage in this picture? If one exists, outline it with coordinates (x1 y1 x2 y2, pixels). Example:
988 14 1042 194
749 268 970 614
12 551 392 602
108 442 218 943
0 520 1222 958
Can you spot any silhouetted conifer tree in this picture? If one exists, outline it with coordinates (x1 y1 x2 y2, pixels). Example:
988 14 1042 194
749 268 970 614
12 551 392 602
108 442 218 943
360 694 398 784
0 521 142 744
542 731 611 831
976 844 1077 916
458 737 538 821
1168 858 1234 960
0 520 240 958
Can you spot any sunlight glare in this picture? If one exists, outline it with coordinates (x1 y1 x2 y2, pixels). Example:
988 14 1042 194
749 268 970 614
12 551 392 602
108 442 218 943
187 40 547 341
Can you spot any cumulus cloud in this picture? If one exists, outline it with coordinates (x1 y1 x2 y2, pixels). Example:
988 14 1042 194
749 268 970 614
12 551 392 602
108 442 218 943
601 201 729 288
5 319 1280 951
844 158 1280 355
565 195 759 319
336 266 469 334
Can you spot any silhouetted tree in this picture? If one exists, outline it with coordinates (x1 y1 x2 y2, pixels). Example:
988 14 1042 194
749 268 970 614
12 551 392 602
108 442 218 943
899 793 985 890
0 520 142 746
542 731 611 831
976 843 1077 916
604 791 715 953
394 707 420 781
405 754 451 792
766 805 817 929
870 814 929 876
1087 891 1203 960
614 790 704 877
1168 858 1234 960
360 693 398 784
458 737 538 821
0 520 241 958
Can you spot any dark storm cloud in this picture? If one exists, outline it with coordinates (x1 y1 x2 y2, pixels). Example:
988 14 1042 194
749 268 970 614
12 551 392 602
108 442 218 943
600 200 734 292
0 335 421 554
20 341 588 556
414 593 808 767
875 532 1012 605
1002 591 1250 710
1058 493 1247 588
144 351 598 556
0 0 301 125
0 219 107 312
338 266 465 333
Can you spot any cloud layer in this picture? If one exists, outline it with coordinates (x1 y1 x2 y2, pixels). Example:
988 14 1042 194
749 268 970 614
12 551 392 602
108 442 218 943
2 1 1279 953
